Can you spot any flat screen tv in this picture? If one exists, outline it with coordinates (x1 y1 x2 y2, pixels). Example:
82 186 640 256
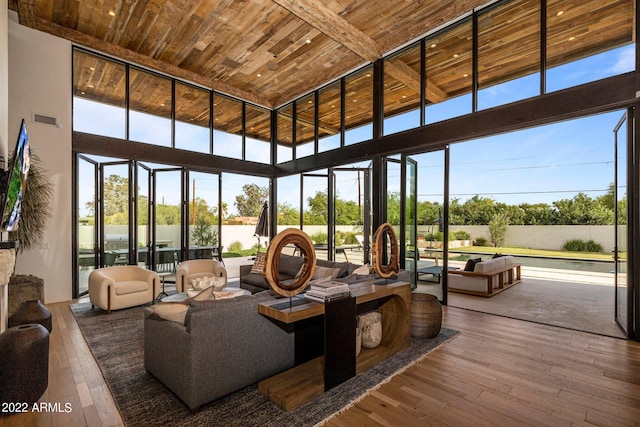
0 119 31 232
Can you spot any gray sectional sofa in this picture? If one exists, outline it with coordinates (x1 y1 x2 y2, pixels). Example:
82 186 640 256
143 290 294 410
239 254 362 294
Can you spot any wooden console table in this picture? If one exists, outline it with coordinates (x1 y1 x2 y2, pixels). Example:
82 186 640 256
257 280 411 411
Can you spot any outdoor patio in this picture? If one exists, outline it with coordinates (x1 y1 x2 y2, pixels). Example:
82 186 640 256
208 249 627 339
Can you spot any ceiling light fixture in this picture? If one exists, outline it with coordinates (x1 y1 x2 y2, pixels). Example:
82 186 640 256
556 10 564 17
257 73 262 77
108 10 116 17
430 43 437 48
453 53 459 58
305 39 311 44
568 36 576 41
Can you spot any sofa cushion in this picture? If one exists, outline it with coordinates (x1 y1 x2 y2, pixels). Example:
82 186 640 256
150 302 189 324
114 280 148 295
463 258 482 272
351 264 370 275
279 254 305 277
185 294 256 333
316 259 350 277
250 252 266 274
242 272 268 287
312 265 341 280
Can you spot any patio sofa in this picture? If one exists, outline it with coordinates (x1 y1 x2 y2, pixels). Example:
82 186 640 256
144 290 294 410
448 255 521 297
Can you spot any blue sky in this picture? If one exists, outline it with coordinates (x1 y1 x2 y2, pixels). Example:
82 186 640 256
75 44 635 214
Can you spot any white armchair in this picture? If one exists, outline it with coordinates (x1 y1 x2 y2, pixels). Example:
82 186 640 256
89 266 159 313
175 259 227 293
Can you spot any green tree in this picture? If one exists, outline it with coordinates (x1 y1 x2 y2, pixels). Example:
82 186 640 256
277 202 300 225
488 212 509 247
519 203 556 225
305 190 328 225
190 197 218 246
386 192 401 225
553 193 613 225
235 183 268 217
335 198 361 225
417 201 441 226
155 204 181 225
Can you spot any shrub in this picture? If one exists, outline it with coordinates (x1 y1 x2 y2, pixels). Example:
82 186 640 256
563 239 603 252
228 240 243 252
585 240 603 252
310 232 328 244
339 231 358 245
474 237 488 246
453 230 470 240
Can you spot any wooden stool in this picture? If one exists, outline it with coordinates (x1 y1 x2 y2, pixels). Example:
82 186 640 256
411 293 442 338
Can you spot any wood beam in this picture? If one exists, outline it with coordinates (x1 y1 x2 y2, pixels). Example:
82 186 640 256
28 16 272 108
384 60 447 103
272 0 381 62
16 0 35 28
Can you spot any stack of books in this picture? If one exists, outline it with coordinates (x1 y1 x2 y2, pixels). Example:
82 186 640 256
305 280 351 303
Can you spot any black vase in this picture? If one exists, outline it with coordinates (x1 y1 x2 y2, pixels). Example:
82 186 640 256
9 300 52 332
0 324 50 405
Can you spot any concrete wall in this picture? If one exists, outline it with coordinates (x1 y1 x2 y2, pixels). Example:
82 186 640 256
444 225 619 253
8 12 73 304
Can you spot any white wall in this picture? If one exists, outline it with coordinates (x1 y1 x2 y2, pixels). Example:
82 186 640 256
8 12 72 304
1 4 8 158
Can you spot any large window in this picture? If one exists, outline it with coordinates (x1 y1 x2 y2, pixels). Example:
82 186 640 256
245 104 271 164
384 44 421 135
277 104 293 163
318 81 341 153
213 94 243 159
296 93 316 159
345 66 373 145
129 68 172 146
175 82 211 153
477 0 541 110
546 0 635 93
425 19 473 124
73 50 126 139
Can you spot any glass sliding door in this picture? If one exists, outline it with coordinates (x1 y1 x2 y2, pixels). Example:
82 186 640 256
301 173 329 260
614 112 631 335
152 168 184 274
100 161 132 267
187 171 222 260
76 155 99 297
383 156 418 287
404 156 418 289
330 168 371 264
136 163 152 268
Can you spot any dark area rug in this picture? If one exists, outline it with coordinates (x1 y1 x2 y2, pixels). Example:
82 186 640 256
70 302 458 427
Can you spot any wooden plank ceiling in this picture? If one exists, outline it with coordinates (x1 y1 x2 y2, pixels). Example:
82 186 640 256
8 0 635 145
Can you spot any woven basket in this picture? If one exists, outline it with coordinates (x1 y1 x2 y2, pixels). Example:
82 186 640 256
411 293 442 338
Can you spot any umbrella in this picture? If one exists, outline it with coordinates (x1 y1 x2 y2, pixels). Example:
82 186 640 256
254 201 269 250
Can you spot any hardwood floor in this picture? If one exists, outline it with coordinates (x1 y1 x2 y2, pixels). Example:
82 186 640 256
2 302 639 426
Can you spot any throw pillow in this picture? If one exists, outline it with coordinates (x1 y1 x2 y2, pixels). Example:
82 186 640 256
463 257 482 272
360 311 382 348
250 252 266 274
352 264 370 276
187 287 214 301
212 289 247 300
151 302 189 324
211 276 226 291
312 265 341 280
